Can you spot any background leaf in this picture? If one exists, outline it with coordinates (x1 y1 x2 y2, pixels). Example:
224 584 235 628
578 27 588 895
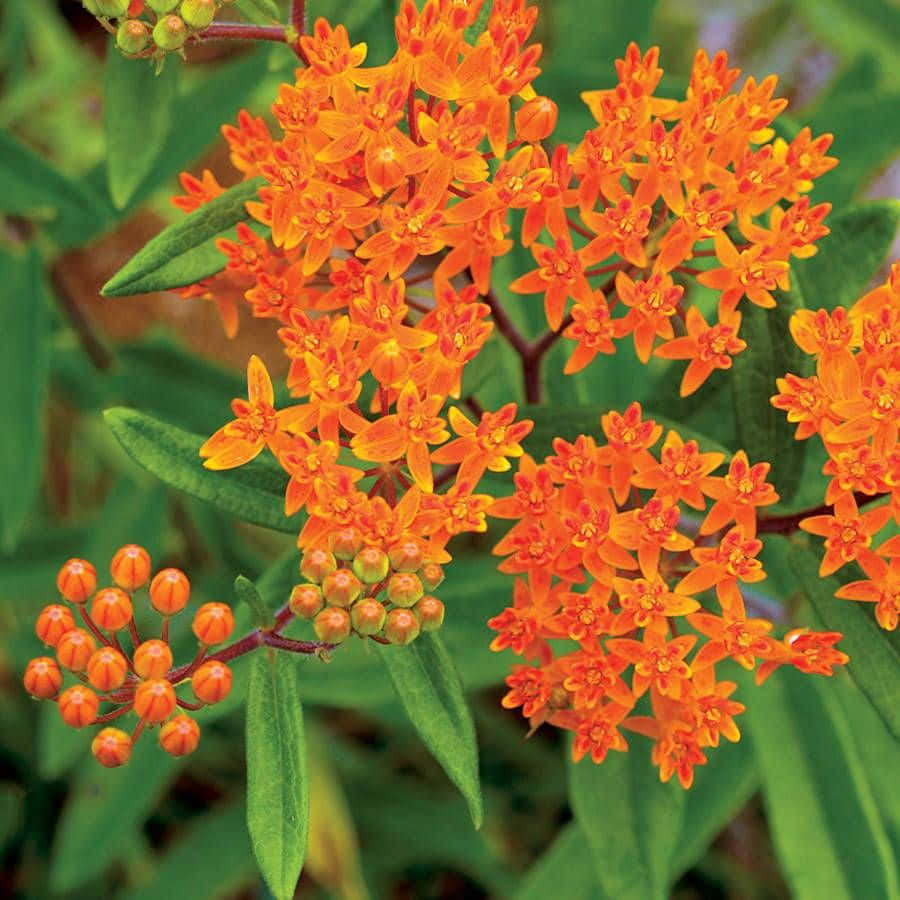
376 633 483 827
234 574 273 627
246 652 309 900
515 824 599 900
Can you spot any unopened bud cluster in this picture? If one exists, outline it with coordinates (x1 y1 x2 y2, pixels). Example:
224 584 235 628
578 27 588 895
82 0 228 57
24 545 237 767
290 530 446 647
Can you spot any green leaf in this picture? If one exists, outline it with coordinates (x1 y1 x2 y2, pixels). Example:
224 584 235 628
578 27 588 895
793 200 900 312
745 667 899 900
49 739 181 891
568 744 685 900
102 177 264 296
376 633 483 827
515 824 599 900
0 246 49 551
123 802 255 900
104 407 294 532
246 652 309 900
104 44 179 210
731 284 807 502
235 574 273 627
791 543 900 741
235 0 282 23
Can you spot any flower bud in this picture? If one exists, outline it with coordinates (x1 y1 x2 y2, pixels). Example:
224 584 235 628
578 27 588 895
92 728 132 767
330 527 363 561
192 602 235 644
91 587 133 632
134 678 177 723
313 607 351 644
58 685 99 727
289 583 324 619
110 544 151 591
352 547 389 585
153 14 188 50
420 562 445 591
24 657 63 699
514 96 558 142
388 538 425 573
149 567 191 615
300 548 338 583
159 714 200 756
322 568 363 608
146 0 179 11
57 558 97 604
192 661 232 704
350 598 386 636
133 639 173 679
35 604 76 647
128 0 145 14
415 596 445 631
384 608 420 645
56 628 97 671
87 647 129 691
93 0 130 16
386 572 424 608
116 19 150 54
181 0 216 29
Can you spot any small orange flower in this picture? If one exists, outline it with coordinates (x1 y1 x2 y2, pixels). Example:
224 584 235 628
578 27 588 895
699 451 779 535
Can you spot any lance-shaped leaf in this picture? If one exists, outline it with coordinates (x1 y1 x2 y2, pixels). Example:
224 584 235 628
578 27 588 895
104 407 293 532
376 633 483 827
235 574 274 628
105 44 179 210
246 652 309 900
102 176 264 296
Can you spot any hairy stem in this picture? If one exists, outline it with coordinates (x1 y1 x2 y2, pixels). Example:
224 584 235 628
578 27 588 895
196 23 288 43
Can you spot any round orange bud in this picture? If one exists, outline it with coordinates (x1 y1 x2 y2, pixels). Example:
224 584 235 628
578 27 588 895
289 583 324 620
58 685 99 727
322 568 363 608
420 563 445 591
384 608 421 645
386 572 424 608
313 607 351 643
110 544 151 591
35 604 76 647
133 639 173 679
56 558 97 604
352 547 390 585
134 678 177 723
86 647 128 691
415 596 445 632
192 661 232 704
149 568 191 615
192 602 235 644
388 538 425 573
91 587 133 632
24 657 63 699
92 728 132 768
159 714 201 756
56 628 97 671
300 548 338 583
350 598 386 636
330 527 363 561
514 96 558 142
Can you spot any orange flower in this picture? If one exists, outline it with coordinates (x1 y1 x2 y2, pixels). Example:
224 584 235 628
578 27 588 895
631 429 724 508
611 496 694 577
562 290 616 374
613 271 684 363
699 450 779 535
610 575 700 635
835 556 900 631
606 630 697 700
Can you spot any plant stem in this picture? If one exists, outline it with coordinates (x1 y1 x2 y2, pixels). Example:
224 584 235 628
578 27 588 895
196 23 288 43
756 491 887 535
291 0 306 34
485 288 530 358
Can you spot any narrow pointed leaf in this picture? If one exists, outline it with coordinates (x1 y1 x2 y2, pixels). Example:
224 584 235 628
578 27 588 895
246 652 309 900
102 177 264 296
515 824 600 900
376 633 483 827
104 407 294 532
235 574 274 627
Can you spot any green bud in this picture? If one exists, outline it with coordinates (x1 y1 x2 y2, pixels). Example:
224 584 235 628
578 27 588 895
384 608 420 645
321 568 362 608
420 563 445 591
300 548 337 584
180 0 217 28
313 607 351 644
116 19 150 54
352 547 390 585
414 596 445 632
147 0 180 12
386 572 424 608
330 526 364 561
351 598 387 636
152 14 188 50
289 583 323 620
93 0 130 17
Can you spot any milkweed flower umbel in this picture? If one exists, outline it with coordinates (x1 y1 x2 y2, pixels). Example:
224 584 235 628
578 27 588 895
488 407 847 788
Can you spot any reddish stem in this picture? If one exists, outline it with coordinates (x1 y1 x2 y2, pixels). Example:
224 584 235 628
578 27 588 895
756 491 887 535
196 23 288 43
95 705 133 724
566 217 594 240
79 607 112 647
176 698 206 711
485 288 530 358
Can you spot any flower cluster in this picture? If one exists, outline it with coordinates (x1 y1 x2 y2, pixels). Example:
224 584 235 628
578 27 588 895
24 547 235 767
773 262 900 629
84 0 220 56
487 404 848 788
